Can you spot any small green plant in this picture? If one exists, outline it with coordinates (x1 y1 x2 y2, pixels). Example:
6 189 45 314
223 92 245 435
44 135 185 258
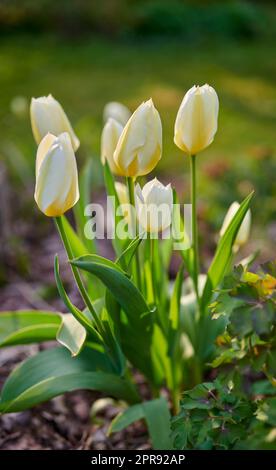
172 261 276 450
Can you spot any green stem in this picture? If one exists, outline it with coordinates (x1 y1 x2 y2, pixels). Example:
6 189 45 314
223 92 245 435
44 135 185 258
54 216 102 332
190 154 199 305
126 176 142 289
150 237 156 304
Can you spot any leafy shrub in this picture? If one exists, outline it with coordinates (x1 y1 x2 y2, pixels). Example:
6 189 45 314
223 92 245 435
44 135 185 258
172 260 276 450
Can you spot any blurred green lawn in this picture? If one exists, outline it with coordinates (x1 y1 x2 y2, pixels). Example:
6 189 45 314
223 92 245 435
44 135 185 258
1 34 275 178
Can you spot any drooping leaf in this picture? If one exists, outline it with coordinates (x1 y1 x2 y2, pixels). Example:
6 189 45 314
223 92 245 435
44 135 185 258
0 310 61 348
0 347 140 413
56 314 87 356
201 191 254 311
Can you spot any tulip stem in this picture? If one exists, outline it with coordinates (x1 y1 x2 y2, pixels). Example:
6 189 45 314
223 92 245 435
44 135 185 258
190 154 199 303
54 216 101 332
126 177 142 289
150 237 157 304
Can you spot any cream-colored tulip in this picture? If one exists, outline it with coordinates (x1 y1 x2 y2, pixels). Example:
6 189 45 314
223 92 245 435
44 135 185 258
135 178 173 233
35 132 79 217
30 94 80 151
114 99 162 177
101 118 124 175
174 84 219 155
220 201 251 251
103 101 131 126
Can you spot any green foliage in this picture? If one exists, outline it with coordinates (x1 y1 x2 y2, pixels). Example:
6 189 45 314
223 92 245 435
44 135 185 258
0 1 273 41
210 261 276 381
172 261 276 450
171 379 256 449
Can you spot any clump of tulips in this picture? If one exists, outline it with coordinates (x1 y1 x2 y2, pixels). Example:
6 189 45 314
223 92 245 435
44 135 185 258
0 87 253 449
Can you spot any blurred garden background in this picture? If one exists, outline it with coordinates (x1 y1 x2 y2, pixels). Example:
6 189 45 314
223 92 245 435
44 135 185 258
0 0 276 451
0 0 275 294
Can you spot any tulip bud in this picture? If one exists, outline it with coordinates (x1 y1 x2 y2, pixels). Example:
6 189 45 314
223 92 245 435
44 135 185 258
30 94 80 151
101 118 124 175
135 178 173 233
114 99 162 178
220 201 251 251
174 84 219 155
35 132 79 217
103 101 131 126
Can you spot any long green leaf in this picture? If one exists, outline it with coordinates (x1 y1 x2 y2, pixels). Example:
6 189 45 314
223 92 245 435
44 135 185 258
0 310 61 347
71 254 155 381
0 347 140 413
71 255 150 322
109 398 172 450
201 191 254 311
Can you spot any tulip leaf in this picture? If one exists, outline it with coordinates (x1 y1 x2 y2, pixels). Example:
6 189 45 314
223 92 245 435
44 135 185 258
54 255 102 343
0 347 140 413
0 310 61 348
71 254 155 381
109 397 172 450
100 307 126 375
71 255 150 320
116 235 142 269
201 191 254 311
56 313 87 356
